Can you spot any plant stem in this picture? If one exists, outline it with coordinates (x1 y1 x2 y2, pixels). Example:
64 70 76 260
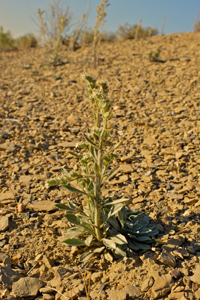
94 146 103 240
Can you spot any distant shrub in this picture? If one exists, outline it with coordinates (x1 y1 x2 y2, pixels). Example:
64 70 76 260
80 28 116 44
15 34 38 50
118 23 158 40
194 20 200 32
80 28 94 44
37 0 72 66
0 26 14 50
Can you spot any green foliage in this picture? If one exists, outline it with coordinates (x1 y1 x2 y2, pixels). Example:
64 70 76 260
80 28 116 44
148 47 161 62
47 75 158 261
118 23 158 40
15 34 38 50
0 26 14 50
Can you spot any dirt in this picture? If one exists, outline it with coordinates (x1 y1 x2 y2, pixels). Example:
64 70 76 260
1 32 200 299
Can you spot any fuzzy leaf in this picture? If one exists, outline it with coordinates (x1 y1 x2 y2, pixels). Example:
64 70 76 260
65 227 82 239
102 167 119 183
112 247 127 258
79 251 95 262
64 214 80 225
68 151 82 158
110 234 128 245
102 197 129 207
107 203 126 220
102 238 116 249
85 235 93 246
93 246 105 253
62 238 85 246
63 185 88 196
55 203 75 212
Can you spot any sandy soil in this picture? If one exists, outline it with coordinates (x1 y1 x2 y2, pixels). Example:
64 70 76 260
1 32 200 299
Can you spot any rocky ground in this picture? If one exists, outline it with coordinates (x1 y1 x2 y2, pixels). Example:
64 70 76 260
1 31 200 299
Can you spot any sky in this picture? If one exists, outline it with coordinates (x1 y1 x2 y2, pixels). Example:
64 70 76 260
0 0 199 38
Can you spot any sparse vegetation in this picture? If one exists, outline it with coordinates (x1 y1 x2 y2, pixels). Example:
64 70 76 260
194 12 200 32
0 26 14 51
47 75 158 262
93 0 109 67
14 34 38 50
148 47 161 62
118 23 158 40
37 0 72 66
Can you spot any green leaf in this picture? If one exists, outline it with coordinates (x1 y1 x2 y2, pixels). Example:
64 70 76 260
110 234 128 245
102 238 116 249
93 246 105 253
63 238 85 246
85 235 93 246
79 251 95 262
102 141 122 160
63 185 88 196
102 167 119 183
112 247 127 258
107 203 126 219
102 197 129 207
133 236 152 242
68 151 82 158
55 203 75 212
65 227 82 239
64 214 80 225
90 145 98 161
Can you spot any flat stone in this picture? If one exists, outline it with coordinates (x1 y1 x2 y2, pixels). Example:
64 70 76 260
57 141 77 148
19 175 33 184
0 142 15 151
188 265 200 284
0 192 16 202
0 216 10 232
158 251 176 267
141 276 154 292
27 200 58 212
119 164 133 173
12 277 44 297
109 285 141 300
151 273 174 299
0 252 11 265
0 266 23 288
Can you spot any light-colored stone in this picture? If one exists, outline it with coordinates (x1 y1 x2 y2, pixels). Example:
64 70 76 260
151 273 174 299
27 201 58 212
12 277 44 297
0 216 10 232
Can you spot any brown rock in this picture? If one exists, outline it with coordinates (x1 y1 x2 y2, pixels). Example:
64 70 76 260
27 201 58 212
0 216 10 232
0 266 23 288
158 251 176 267
151 273 174 299
119 164 133 173
12 277 44 297
188 265 200 284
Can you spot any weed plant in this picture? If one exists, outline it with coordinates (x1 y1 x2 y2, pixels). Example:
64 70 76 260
93 0 109 67
68 12 87 51
148 47 161 62
47 75 158 262
37 0 72 66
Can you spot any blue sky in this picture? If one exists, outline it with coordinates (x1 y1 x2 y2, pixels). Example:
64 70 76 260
0 0 199 37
